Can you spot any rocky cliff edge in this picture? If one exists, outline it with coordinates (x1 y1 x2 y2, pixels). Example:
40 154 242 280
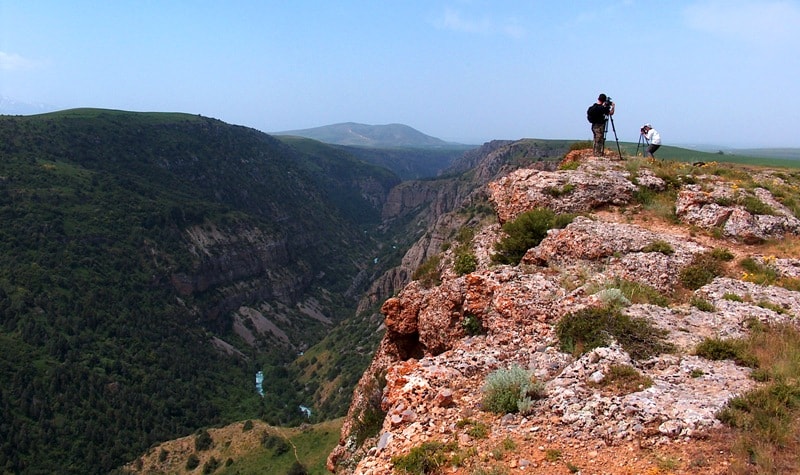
328 149 800 474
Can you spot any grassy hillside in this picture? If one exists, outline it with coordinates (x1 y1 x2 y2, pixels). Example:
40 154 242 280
124 418 342 475
0 109 400 474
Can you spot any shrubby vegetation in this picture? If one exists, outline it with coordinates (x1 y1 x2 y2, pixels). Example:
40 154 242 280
481 365 545 415
0 110 399 473
556 305 674 360
492 208 576 265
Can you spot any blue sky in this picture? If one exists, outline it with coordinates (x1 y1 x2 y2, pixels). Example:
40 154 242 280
1 1 799 147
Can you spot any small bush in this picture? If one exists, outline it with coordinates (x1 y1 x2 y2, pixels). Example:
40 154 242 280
642 240 674 255
492 208 575 265
195 429 213 451
286 461 309 475
261 431 290 456
694 337 757 367
679 251 728 290
158 448 168 462
543 183 575 197
186 453 200 471
391 440 455 474
242 419 254 431
722 293 743 302
202 456 220 474
481 365 545 414
453 250 477 275
556 305 674 360
690 296 716 312
741 195 775 216
462 312 484 336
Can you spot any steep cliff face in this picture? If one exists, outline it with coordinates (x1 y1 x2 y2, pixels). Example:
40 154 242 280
357 140 568 315
328 150 800 474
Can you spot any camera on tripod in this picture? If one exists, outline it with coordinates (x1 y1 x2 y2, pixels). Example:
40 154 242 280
603 96 613 108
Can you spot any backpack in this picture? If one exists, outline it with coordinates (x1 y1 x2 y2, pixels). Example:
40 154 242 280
586 103 605 124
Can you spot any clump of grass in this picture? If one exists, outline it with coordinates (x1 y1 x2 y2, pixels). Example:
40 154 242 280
456 419 489 439
590 364 653 395
391 440 457 474
691 296 716 312
717 323 800 473
642 239 675 255
723 293 744 302
413 255 442 288
757 300 787 315
542 183 575 197
609 278 670 307
694 337 758 368
544 449 562 462
492 208 576 265
741 195 776 216
481 365 545 414
556 305 674 360
679 250 730 290
558 160 580 171
740 257 779 285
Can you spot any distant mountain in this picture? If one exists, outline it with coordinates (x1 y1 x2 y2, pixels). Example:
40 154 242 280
276 122 466 149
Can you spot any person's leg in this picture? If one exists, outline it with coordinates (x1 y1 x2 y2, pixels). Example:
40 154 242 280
647 144 660 157
592 123 605 155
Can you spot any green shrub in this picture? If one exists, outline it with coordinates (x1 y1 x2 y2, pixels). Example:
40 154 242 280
690 296 716 312
492 208 575 265
679 251 728 290
722 293 743 302
710 247 735 261
453 250 477 275
186 453 200 471
242 419 254 431
740 257 778 285
195 429 213 451
261 431 290 456
391 440 456 474
741 195 775 216
158 448 168 463
642 240 674 255
202 456 220 474
481 365 545 414
462 312 484 336
694 337 757 367
287 461 309 475
556 305 674 360
543 183 575 197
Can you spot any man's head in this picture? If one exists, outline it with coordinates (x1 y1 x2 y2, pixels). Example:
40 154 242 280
598 93 607 102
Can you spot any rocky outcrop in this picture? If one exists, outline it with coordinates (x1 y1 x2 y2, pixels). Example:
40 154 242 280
328 149 800 474
676 180 800 242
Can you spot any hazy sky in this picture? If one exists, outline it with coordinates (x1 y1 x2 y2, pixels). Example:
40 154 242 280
1 1 799 147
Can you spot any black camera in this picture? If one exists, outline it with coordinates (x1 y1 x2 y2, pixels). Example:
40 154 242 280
640 126 647 134
604 96 613 107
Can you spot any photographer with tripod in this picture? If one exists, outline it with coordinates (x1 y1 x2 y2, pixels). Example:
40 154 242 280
587 93 615 156
640 123 661 158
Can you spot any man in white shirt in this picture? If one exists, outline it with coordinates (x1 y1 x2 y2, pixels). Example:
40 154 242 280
642 124 661 158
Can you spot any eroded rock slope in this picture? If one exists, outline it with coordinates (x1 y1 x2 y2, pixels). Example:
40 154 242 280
328 150 800 474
